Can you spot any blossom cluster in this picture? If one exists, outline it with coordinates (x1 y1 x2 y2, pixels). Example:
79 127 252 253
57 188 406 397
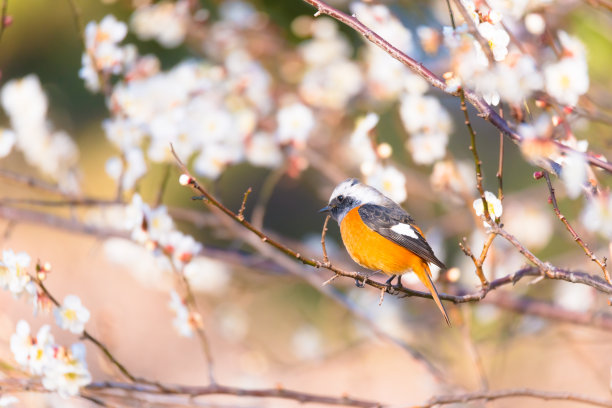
10 320 91 398
0 76 80 192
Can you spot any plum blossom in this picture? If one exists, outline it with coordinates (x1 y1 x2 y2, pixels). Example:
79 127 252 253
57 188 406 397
0 249 31 296
54 295 90 335
473 191 503 222
42 343 92 398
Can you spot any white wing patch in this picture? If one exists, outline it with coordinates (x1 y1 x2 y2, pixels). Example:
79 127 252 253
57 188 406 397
390 223 418 239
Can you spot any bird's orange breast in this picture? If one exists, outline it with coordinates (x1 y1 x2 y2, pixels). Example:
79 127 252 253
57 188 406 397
339 205 427 275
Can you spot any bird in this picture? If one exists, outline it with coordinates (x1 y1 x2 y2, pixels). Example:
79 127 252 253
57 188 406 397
319 178 451 326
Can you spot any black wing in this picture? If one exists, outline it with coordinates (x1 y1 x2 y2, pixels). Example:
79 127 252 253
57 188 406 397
358 203 446 269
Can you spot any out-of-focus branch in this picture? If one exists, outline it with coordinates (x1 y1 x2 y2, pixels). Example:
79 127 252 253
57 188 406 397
419 388 612 408
4 379 612 408
299 0 612 174
0 0 9 43
487 290 612 331
543 172 611 284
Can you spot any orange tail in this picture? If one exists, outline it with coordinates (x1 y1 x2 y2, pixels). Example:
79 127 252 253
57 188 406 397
414 263 451 327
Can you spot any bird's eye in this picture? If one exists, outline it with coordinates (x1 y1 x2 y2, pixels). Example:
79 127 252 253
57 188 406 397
337 195 344 202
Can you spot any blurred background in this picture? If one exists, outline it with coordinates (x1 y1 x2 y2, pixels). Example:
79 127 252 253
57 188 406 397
1 0 612 406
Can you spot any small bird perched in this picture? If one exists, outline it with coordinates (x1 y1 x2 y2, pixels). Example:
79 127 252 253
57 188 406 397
320 178 451 326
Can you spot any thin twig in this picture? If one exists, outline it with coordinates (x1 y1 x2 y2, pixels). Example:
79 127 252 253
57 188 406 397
320 214 331 266
237 187 252 222
251 164 286 229
35 279 139 382
543 172 611 284
497 106 505 200
169 259 216 384
154 164 172 207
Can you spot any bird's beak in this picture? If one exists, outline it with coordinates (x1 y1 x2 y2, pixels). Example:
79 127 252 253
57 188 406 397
318 205 331 213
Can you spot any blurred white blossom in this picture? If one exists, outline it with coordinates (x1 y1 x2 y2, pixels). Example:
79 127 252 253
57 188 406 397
276 102 315 146
581 193 612 239
366 164 407 203
291 324 323 360
0 249 31 297
131 1 189 48
0 128 15 158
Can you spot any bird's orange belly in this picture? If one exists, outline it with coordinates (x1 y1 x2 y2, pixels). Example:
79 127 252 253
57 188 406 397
340 206 426 275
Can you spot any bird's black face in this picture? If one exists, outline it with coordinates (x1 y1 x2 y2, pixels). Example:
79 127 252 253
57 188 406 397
320 194 356 222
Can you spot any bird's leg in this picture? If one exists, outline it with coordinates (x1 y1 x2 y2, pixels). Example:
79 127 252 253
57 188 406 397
384 274 397 287
355 270 382 288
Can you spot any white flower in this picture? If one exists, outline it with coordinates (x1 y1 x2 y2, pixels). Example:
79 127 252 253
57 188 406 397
544 58 589 106
1 75 47 127
350 113 379 171
406 131 449 165
503 201 553 250
85 15 127 49
399 93 452 136
276 102 315 146
478 22 510 62
0 396 18 407
525 13 545 35
554 282 594 313
246 132 283 168
169 291 194 337
366 164 407 203
581 194 612 239
163 230 202 266
103 117 145 150
351 2 413 53
184 257 232 294
28 325 55 375
54 295 90 334
1 249 31 296
194 143 244 180
105 148 147 191
10 320 32 366
131 1 189 48
430 160 476 201
473 191 503 221
495 55 543 105
0 128 16 157
560 150 587 199
291 324 322 360
42 343 92 398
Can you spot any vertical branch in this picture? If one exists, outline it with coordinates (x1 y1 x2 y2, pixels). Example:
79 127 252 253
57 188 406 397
461 90 491 221
497 107 505 200
460 309 489 390
154 164 172 207
0 0 8 43
251 164 286 230
170 261 216 384
543 172 611 284
445 0 491 221
321 214 331 266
